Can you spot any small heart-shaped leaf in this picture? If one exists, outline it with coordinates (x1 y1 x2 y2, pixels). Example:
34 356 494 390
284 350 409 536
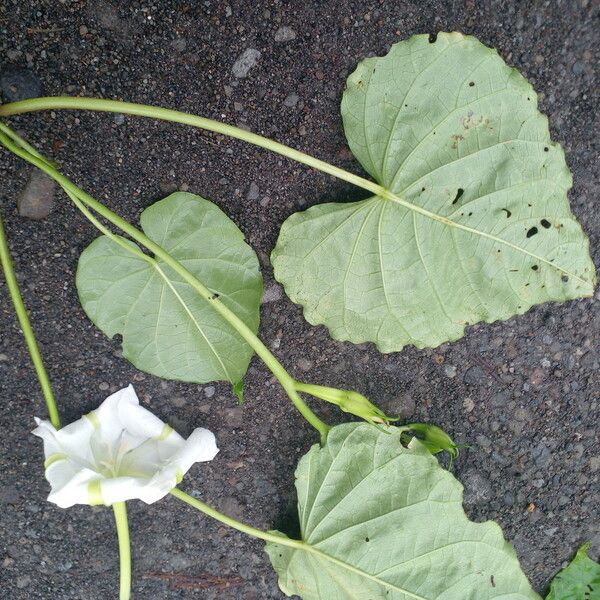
77 192 262 385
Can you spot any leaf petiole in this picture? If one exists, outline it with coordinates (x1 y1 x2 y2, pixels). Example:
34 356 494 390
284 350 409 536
0 97 384 198
170 488 304 548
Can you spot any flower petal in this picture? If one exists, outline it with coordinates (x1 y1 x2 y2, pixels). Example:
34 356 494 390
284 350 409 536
46 464 102 508
173 428 219 470
33 416 96 468
33 385 219 506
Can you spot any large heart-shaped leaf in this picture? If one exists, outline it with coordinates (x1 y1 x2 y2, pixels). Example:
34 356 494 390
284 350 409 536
265 423 540 600
272 32 596 352
76 192 262 385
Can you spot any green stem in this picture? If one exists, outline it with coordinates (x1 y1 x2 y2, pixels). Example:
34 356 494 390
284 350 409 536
0 208 61 428
0 96 385 197
0 125 329 442
112 502 131 600
294 381 350 404
171 488 303 548
172 487 431 600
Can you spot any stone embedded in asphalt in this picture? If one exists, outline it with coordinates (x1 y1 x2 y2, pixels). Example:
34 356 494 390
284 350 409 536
232 49 261 78
261 282 283 304
0 68 43 102
274 26 297 42
247 182 259 200
17 170 55 220
443 364 457 378
283 92 299 107
463 365 488 386
462 470 492 505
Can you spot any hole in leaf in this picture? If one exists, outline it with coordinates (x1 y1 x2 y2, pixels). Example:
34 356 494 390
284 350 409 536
469 81 475 86
365 537 370 542
544 146 549 152
540 219 551 229
428 33 438 43
421 187 426 192
526 227 538 238
452 188 464 204
501 208 512 218
531 265 539 271
468 212 473 216
562 275 569 282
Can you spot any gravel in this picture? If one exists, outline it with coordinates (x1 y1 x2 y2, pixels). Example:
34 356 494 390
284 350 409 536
0 1 598 599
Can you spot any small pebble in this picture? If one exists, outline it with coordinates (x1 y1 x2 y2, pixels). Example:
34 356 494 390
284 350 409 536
232 49 261 78
283 93 299 108
204 386 215 398
17 171 55 220
171 37 187 52
462 397 475 413
274 26 297 42
247 182 259 200
444 364 457 378
262 282 283 304
0 67 43 102
297 358 313 372
463 365 487 386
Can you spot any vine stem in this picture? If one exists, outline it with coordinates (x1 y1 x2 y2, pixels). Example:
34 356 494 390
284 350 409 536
0 96 385 198
0 124 329 443
0 207 61 428
170 488 303 548
112 502 131 600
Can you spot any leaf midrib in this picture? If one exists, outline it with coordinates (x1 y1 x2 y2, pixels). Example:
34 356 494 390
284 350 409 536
94 234 236 383
152 263 234 382
291 541 431 600
376 189 592 289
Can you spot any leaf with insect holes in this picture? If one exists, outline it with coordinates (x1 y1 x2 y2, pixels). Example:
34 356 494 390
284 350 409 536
76 192 262 387
265 422 540 600
546 544 600 600
272 32 596 352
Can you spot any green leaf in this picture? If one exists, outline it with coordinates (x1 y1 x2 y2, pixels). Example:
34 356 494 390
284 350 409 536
546 544 600 600
272 32 596 352
76 192 262 385
265 422 540 600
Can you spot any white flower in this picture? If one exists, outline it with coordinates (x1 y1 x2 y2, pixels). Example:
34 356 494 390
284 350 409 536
32 385 218 508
